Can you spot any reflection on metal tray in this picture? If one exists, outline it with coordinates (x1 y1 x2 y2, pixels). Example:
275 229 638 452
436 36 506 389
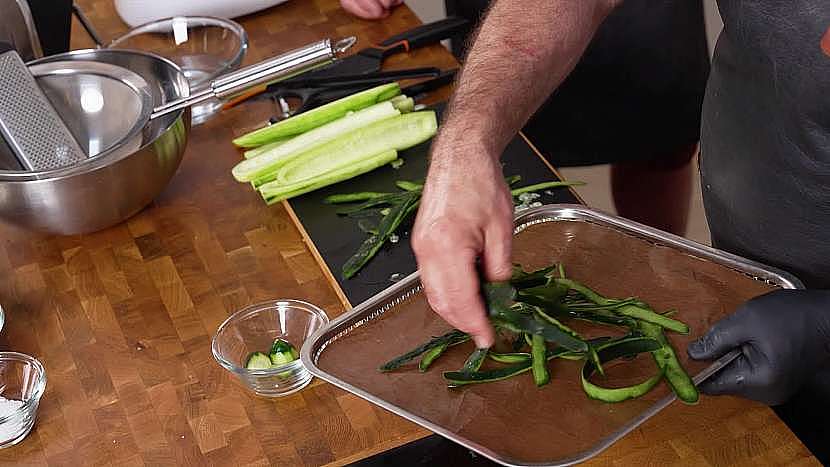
301 204 803 467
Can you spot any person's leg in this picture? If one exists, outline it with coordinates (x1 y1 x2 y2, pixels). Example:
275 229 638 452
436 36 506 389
610 144 697 236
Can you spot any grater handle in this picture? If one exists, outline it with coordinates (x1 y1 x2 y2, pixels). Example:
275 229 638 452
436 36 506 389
150 37 355 120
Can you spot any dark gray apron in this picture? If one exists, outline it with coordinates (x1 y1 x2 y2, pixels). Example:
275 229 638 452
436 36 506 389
701 1 830 460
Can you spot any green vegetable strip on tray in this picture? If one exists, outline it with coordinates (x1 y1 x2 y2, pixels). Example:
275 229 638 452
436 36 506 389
530 333 550 386
381 263 699 405
580 337 664 403
419 342 450 372
488 352 532 364
461 348 489 373
556 278 690 334
444 346 578 387
638 321 699 404
379 329 468 372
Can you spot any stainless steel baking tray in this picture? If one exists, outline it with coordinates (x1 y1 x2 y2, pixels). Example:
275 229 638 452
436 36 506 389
301 204 803 466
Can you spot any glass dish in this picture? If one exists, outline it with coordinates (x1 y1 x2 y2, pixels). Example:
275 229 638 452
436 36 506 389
212 300 329 397
0 352 46 448
109 16 248 125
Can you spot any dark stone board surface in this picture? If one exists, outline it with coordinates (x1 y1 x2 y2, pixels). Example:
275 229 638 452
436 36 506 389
288 105 580 306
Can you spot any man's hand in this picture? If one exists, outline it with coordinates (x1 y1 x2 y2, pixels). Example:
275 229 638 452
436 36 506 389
688 289 830 405
410 0 618 348
412 143 514 349
340 0 403 19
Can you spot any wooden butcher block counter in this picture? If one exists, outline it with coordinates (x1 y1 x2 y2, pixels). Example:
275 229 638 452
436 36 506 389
0 0 816 465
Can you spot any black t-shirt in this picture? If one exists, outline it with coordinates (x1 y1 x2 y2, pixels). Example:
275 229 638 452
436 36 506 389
447 0 711 166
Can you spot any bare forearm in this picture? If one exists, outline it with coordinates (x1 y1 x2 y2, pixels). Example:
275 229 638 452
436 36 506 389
437 0 619 159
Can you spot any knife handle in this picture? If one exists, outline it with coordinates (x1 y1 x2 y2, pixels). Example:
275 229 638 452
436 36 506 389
379 16 470 51
402 68 458 96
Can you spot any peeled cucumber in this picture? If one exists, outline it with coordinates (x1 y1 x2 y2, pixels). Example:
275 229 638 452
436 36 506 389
232 101 402 182
232 83 401 148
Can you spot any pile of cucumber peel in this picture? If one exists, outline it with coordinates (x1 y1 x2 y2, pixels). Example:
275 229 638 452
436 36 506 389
379 263 699 404
325 176 583 280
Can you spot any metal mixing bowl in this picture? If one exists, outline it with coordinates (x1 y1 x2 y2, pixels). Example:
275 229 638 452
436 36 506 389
0 49 190 235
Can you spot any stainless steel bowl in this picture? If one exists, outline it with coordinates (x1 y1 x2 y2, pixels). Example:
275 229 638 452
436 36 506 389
0 49 190 235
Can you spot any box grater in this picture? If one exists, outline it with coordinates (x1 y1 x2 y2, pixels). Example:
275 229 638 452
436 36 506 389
0 46 86 171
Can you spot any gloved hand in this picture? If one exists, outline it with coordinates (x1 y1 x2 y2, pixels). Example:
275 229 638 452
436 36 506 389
688 289 830 405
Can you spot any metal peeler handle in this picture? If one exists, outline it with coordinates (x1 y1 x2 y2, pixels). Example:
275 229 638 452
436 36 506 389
151 37 356 120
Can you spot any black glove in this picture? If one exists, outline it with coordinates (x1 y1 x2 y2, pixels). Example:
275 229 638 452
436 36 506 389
687 289 830 406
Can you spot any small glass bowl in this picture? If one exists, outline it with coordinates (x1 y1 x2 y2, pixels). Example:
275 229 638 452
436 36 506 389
109 16 248 125
0 352 46 448
212 300 329 397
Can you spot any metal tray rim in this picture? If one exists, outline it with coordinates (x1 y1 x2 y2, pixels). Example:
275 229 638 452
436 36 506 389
301 204 804 467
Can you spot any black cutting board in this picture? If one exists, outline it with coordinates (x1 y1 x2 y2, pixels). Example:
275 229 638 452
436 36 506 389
288 105 580 306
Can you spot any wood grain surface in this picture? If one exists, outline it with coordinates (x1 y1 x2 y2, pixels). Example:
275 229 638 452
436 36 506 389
0 0 815 465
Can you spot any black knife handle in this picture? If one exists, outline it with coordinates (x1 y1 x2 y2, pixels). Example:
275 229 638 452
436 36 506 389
401 68 458 96
380 16 469 51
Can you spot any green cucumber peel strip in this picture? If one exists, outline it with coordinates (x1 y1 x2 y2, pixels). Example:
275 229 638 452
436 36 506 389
491 310 588 353
509 181 585 197
510 265 556 289
324 192 393 204
418 334 471 372
419 342 449 372
517 280 569 305
581 336 664 403
488 352 531 364
444 346 573 386
529 306 590 353
555 278 690 334
233 83 400 148
639 321 699 404
504 175 522 186
443 337 611 387
395 180 423 192
530 333 550 386
342 193 420 278
379 329 468 371
261 150 399 204
334 192 413 215
461 348 489 373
